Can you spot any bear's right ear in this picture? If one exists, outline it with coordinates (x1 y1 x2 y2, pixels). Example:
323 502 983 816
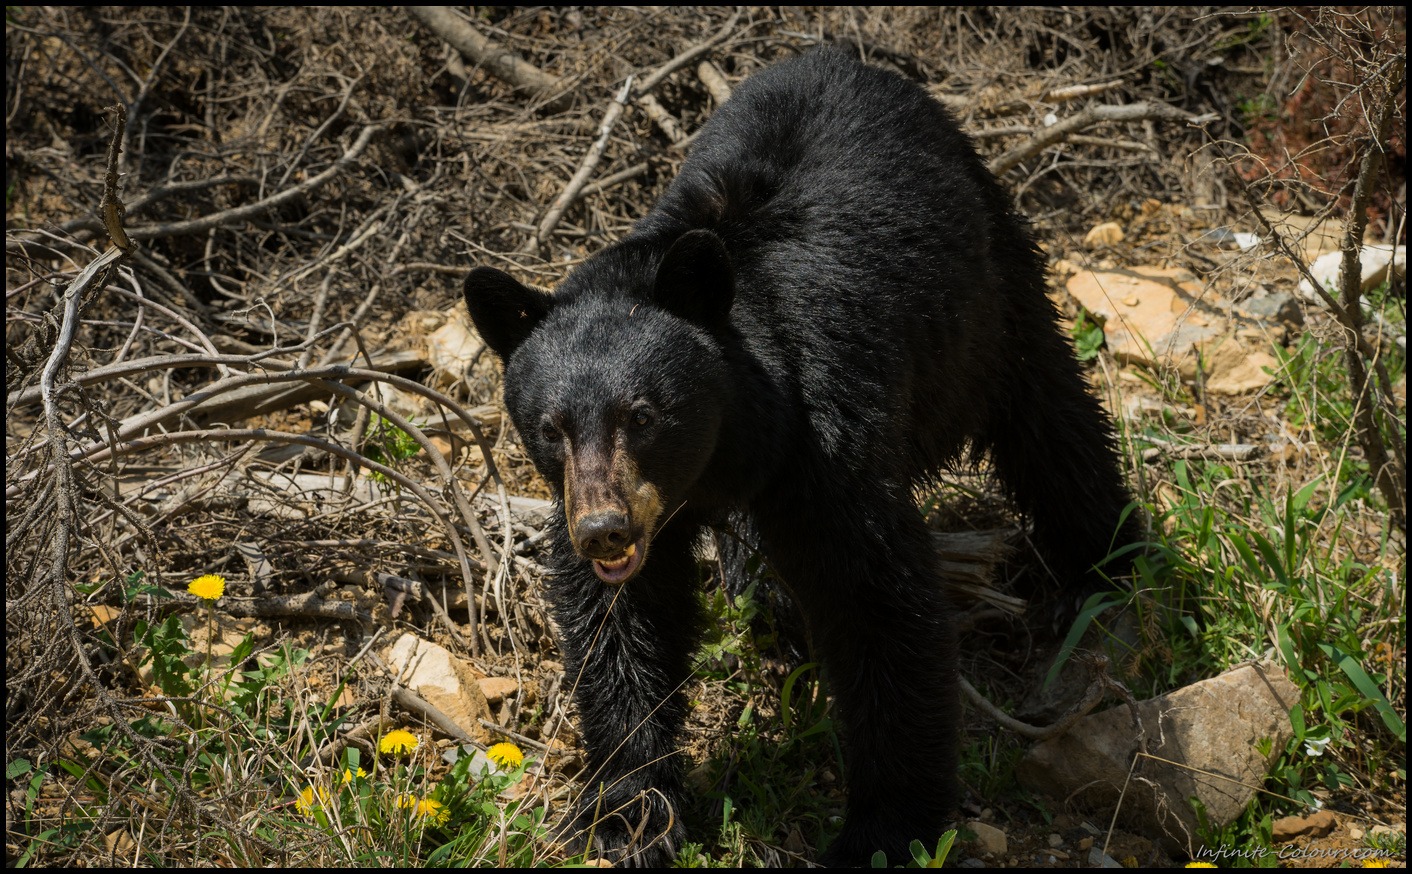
463 266 554 360
653 228 735 331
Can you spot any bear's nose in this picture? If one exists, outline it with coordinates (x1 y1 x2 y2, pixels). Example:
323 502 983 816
576 510 632 558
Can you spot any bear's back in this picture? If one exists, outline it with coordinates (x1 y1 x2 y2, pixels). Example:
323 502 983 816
644 50 1007 287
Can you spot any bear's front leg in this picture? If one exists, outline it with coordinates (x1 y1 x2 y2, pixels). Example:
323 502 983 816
544 521 703 867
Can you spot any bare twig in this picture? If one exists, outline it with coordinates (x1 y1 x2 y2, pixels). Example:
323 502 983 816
524 77 634 253
989 101 1205 178
1043 80 1124 103
696 60 732 105
122 123 387 240
960 653 1136 741
637 94 685 145
580 162 650 197
392 686 480 745
1140 442 1263 463
1334 52 1407 526
633 8 743 96
406 6 568 111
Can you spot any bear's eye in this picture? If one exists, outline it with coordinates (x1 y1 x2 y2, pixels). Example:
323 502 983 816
540 421 562 443
631 406 654 429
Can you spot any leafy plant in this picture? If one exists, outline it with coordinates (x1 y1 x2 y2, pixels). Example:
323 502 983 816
1071 311 1106 362
869 832 957 868
363 414 422 485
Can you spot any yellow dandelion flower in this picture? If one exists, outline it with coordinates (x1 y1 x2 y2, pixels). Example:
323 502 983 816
1185 864 1218 868
341 767 367 784
1362 861 1390 869
379 729 419 755
295 785 331 815
395 794 451 826
188 574 226 600
417 797 450 826
486 742 524 769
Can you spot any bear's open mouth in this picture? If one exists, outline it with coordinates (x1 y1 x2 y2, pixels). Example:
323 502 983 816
591 537 646 584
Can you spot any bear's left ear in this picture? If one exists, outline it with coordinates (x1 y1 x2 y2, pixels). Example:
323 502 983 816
653 228 735 330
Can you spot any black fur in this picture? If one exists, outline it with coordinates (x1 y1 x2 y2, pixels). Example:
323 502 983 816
464 50 1138 866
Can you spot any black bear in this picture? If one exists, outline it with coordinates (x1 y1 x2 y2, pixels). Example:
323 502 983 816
463 49 1137 866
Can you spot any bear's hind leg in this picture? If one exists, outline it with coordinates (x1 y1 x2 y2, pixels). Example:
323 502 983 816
984 296 1141 601
756 488 959 866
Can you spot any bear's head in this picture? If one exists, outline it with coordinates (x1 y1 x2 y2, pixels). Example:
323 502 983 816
463 229 735 584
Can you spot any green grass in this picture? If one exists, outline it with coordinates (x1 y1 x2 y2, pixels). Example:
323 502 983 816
1102 318 1406 859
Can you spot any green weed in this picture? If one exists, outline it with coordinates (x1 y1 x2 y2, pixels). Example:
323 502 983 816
1071 311 1106 362
364 414 422 486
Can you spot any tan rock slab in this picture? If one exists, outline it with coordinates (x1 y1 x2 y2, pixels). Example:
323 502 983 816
386 633 492 743
1084 221 1125 248
1017 662 1300 856
1066 266 1281 394
425 311 482 389
477 676 519 704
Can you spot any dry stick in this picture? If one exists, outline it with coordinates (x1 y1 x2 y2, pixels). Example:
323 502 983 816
40 251 127 414
390 686 479 745
526 11 743 252
285 200 390 297
161 586 365 622
1139 442 1262 463
523 77 634 254
636 93 685 145
119 6 191 177
110 281 220 360
1334 53 1407 525
960 673 1104 741
11 360 499 498
633 8 742 96
631 9 742 147
696 60 732 105
84 425 479 621
1221 131 1406 523
578 162 650 197
315 225 416 368
405 6 569 112
120 365 501 631
1043 80 1124 103
299 271 337 370
20 346 503 653
307 376 494 654
477 719 570 757
120 122 387 240
987 101 1205 178
130 248 211 315
85 442 254 531
375 572 467 651
276 74 364 190
10 339 313 409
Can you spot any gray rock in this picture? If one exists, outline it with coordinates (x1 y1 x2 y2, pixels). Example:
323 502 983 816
1237 289 1303 325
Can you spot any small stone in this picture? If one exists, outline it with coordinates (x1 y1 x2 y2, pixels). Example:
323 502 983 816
1084 221 1125 248
477 676 519 704
1272 809 1336 841
968 821 1007 857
